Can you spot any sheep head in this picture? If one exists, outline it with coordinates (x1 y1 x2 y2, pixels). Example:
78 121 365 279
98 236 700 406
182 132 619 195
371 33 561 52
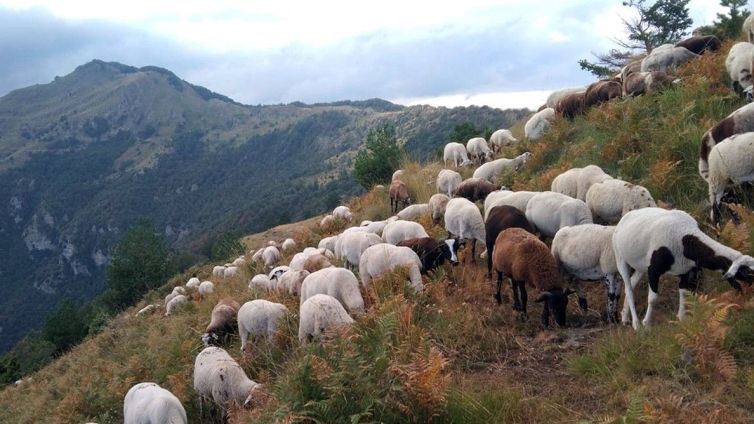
535 288 574 327
243 384 265 409
724 255 754 285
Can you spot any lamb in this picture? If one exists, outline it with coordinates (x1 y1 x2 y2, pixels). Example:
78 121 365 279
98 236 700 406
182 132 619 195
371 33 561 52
202 297 241 346
485 205 535 274
359 243 424 291
389 180 412 213
745 14 754 43
300 267 365 314
524 107 555 140
614 208 754 329
249 274 273 291
303 253 334 273
298 294 355 343
725 42 754 99
483 190 536 218
454 178 500 203
198 281 215 298
551 224 621 322
489 129 519 154
396 203 431 221
585 179 656 224
281 238 296 252
545 87 586 109
397 237 459 273
466 137 494 164
186 277 201 289
699 102 754 180
444 197 486 259
675 35 720 55
165 294 189 316
334 231 383 269
237 299 289 352
707 132 754 221
472 153 532 183
262 246 281 269
277 269 310 295
193 346 262 409
333 206 353 222
622 70 674 97
429 193 450 224
436 169 462 197
583 79 622 109
492 228 573 327
641 46 699 72
123 382 187 424
443 142 473 167
525 192 593 238
382 220 429 245
555 91 585 119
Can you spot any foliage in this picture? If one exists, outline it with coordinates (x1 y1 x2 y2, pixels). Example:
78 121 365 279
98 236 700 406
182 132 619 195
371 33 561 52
696 0 750 41
352 124 407 189
207 232 245 261
42 299 88 353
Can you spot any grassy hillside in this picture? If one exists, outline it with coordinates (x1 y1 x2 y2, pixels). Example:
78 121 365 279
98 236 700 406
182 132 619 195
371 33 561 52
3 44 754 423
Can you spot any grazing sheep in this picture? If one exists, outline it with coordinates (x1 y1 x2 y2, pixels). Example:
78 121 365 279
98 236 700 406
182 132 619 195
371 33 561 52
641 46 699 72
546 87 586 109
472 153 532 183
524 108 555 140
397 203 431 221
251 248 265 264
165 286 186 305
232 256 246 267
573 165 613 201
202 298 241 346
320 214 335 230
429 193 450 224
124 382 187 424
136 304 159 316
300 267 365 314
186 277 201 289
364 217 398 236
726 42 754 99
614 208 754 329
212 265 226 277
237 299 289 352
444 197 486 259
262 246 281 269
484 190 536 218
223 266 240 280
359 243 424 291
745 14 754 43
489 129 519 153
268 265 291 282
675 35 720 55
165 294 189 316
466 137 494 164
303 253 334 273
443 142 473 167
318 236 339 253
622 70 674 97
585 179 656 224
454 178 500 203
198 281 215 298
708 132 754 221
382 220 429 245
392 169 404 182
492 228 573 327
525 192 593 238
193 347 262 410
389 180 411 213
277 269 310 295
436 169 463 197
550 168 580 198
335 231 383 269
281 238 296 252
333 206 353 222
298 294 355 343
289 250 315 271
249 274 273 291
397 237 460 273
583 79 622 109
699 102 754 180
485 205 535 274
555 91 585 119
551 224 621 322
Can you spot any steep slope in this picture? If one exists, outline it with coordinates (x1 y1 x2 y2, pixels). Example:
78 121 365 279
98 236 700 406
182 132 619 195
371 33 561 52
0 60 529 351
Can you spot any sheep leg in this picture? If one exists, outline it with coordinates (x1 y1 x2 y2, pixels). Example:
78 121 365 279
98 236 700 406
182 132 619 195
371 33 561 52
511 278 522 311
677 268 699 320
619 262 641 330
573 278 587 312
644 247 674 327
495 272 504 305
519 281 528 321
605 273 621 324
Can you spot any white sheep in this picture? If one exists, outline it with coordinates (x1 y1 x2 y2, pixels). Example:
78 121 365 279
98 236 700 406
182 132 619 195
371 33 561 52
363 217 398 236
232 256 246 267
300 267 365 314
443 142 473 167
249 274 273 291
359 243 424 291
136 304 159 316
745 14 754 43
524 108 555 140
546 87 586 109
212 265 226 277
281 238 297 252
708 132 754 221
298 294 355 343
699 102 754 180
262 246 281 269
551 224 621 321
268 265 291 282
396 203 431 221
165 286 186 305
165 294 188 316
557 165 614 201
334 231 383 269
489 129 519 154
444 197 486 258
198 281 215 298
585 179 656 224
550 168 581 198
429 193 450 224
483 190 536 218
392 169 404 182
318 235 339 253
614 208 754 329
186 277 201 289
382 220 429 245
436 169 462 197
223 266 240 279
641 46 698 72
193 346 262 409
320 214 335 230
333 206 353 222
237 299 289 352
123 382 187 424
725 42 754 98
466 137 494 164
472 152 532 183
277 269 310 295
251 248 265 264
525 191 593 238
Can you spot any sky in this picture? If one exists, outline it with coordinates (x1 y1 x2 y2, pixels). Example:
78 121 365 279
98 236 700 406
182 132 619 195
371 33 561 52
0 0 731 110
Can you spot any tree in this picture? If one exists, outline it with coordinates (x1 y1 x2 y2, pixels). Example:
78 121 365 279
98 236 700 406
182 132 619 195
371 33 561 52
696 0 750 41
352 125 406 189
209 232 245 261
42 299 88 352
104 221 176 311
579 0 693 77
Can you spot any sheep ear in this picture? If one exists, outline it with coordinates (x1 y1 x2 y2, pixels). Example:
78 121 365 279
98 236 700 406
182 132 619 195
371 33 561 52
724 264 740 280
535 292 550 303
565 288 575 296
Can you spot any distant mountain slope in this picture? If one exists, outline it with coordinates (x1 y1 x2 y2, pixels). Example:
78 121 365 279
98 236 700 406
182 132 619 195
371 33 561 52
0 60 529 351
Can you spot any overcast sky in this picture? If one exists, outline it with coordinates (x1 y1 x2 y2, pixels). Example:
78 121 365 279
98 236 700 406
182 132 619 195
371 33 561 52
0 1 729 109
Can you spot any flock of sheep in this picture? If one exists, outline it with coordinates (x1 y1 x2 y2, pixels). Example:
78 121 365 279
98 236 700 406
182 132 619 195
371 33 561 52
112 25 754 424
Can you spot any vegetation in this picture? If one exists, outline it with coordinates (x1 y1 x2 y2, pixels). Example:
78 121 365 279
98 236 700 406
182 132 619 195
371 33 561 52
352 125 407 189
697 0 751 41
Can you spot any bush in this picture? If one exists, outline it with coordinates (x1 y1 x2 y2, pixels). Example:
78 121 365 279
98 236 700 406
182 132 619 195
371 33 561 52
352 125 406 189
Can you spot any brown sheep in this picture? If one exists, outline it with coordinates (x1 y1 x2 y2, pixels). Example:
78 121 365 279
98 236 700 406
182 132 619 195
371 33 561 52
202 297 241 346
675 35 720 55
492 228 573 327
622 70 674 97
484 205 535 275
389 180 411 213
303 253 333 273
555 91 585 119
454 178 499 203
583 79 622 109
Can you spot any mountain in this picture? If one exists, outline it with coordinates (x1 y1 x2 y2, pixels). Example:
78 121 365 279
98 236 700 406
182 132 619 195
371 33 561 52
0 59 529 351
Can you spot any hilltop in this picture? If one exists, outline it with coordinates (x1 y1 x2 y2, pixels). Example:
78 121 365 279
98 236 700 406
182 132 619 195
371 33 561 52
0 60 528 351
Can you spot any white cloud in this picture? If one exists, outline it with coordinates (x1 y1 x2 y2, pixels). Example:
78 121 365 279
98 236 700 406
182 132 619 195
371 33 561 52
392 90 550 110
